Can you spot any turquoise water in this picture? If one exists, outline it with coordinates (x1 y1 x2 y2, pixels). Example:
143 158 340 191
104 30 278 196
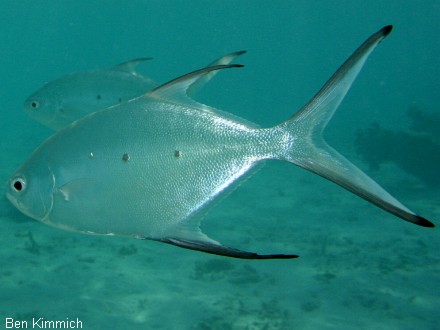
1 1 439 329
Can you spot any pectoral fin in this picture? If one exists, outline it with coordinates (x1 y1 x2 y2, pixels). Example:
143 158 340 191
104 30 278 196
55 178 96 202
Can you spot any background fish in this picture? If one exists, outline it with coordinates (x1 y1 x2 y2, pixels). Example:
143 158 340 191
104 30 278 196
7 26 434 260
25 51 246 130
25 58 156 130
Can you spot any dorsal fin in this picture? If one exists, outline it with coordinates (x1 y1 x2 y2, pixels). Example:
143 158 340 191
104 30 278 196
188 51 246 95
114 57 152 74
208 50 246 66
146 64 243 108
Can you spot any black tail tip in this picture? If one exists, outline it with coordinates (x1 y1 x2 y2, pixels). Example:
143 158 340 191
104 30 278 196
382 25 393 36
415 215 435 228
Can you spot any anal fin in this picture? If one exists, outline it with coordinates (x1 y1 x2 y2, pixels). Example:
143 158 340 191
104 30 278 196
146 193 298 259
155 237 299 260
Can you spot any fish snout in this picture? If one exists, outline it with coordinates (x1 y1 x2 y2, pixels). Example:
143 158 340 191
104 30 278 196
6 170 55 222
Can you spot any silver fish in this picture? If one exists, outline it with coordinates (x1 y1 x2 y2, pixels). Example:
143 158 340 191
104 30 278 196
25 58 156 130
25 51 246 130
7 26 434 259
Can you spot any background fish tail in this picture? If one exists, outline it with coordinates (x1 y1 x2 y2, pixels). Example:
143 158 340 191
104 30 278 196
272 25 434 227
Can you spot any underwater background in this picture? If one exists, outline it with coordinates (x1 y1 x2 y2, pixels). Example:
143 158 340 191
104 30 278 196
0 1 439 329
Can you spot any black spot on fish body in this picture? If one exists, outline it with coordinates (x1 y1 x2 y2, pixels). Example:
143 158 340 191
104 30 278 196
30 100 40 109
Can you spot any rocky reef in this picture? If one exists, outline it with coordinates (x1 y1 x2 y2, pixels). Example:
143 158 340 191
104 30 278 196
355 108 440 187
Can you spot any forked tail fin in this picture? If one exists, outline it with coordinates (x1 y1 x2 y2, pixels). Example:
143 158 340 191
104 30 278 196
275 25 434 227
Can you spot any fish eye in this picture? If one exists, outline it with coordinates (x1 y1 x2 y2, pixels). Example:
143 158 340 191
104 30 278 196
11 177 26 193
30 100 40 109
